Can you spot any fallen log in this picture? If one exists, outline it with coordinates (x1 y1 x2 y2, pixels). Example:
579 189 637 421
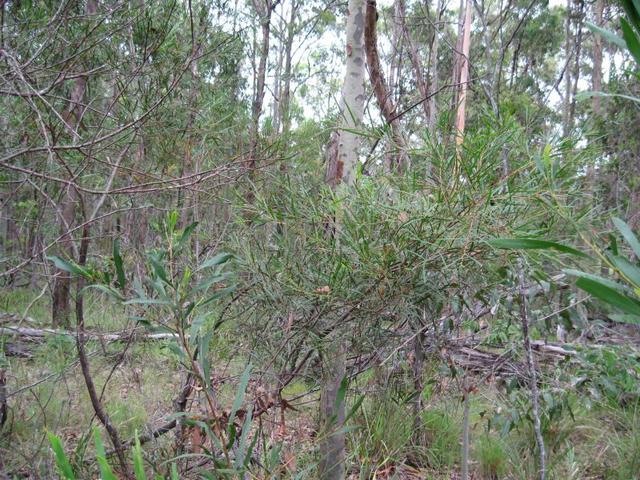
2 342 33 358
0 325 178 342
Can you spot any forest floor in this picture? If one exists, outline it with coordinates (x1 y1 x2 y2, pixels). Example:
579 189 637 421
1 287 639 479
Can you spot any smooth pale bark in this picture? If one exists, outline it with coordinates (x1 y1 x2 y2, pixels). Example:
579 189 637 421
364 0 409 172
320 2 366 479
454 0 472 147
325 0 366 190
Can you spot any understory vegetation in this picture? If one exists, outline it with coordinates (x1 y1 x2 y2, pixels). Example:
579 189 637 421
1 0 640 479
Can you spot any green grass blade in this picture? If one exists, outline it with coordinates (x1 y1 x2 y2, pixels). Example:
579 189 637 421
47 432 76 480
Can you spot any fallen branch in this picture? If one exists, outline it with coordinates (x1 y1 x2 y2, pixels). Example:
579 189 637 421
0 325 178 342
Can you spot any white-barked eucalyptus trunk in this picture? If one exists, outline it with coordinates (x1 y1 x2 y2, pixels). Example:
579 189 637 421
319 1 366 478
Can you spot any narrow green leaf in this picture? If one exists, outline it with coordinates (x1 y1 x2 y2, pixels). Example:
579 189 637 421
488 238 588 257
608 254 640 287
47 432 76 480
193 272 232 292
132 432 147 480
564 269 627 292
613 217 640 258
608 313 640 324
123 298 173 306
93 429 106 457
234 406 254 470
149 255 171 286
585 21 627 49
200 330 213 388
198 253 234 271
621 18 640 64
576 277 640 316
621 0 640 35
82 284 125 302
228 364 252 434
576 91 640 105
344 395 365 424
200 286 236 306
94 430 118 480
47 255 91 278
113 239 126 291
177 222 198 251
334 375 348 414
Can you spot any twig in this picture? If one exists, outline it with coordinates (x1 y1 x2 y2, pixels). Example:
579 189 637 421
518 258 546 480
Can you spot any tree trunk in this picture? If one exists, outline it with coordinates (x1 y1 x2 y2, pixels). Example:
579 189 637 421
398 0 429 120
248 0 273 173
320 1 366 478
280 0 297 147
563 0 573 136
569 0 584 129
428 0 442 134
592 0 603 115
51 186 77 328
389 0 404 106
454 0 472 148
364 0 409 172
450 0 465 120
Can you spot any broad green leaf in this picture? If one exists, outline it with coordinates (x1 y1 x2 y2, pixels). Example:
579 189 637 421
488 238 588 257
47 432 76 480
113 239 126 291
585 21 627 49
576 277 640 316
612 217 640 258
